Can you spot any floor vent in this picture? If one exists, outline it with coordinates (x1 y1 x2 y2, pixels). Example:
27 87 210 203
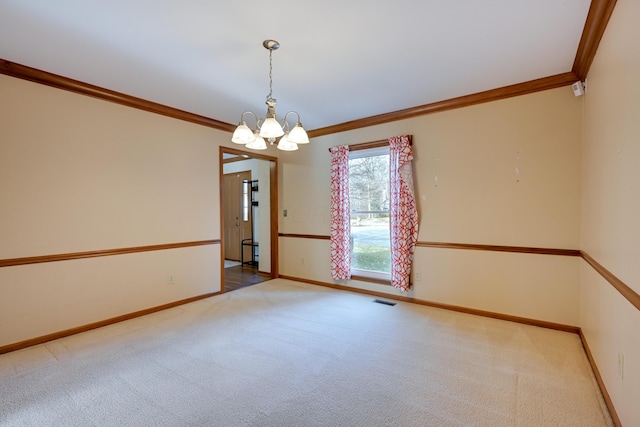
373 299 396 306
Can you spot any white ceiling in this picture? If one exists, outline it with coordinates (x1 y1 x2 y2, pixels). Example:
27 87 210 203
0 0 591 131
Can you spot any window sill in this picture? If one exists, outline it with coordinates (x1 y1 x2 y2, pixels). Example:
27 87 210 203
350 274 391 286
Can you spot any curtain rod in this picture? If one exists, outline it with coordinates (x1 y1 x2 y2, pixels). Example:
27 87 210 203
328 136 412 152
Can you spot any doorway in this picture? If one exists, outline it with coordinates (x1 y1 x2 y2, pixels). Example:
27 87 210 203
222 170 252 262
220 147 278 292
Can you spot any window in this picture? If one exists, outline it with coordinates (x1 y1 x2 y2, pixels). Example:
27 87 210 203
330 135 416 290
242 180 250 222
349 146 390 280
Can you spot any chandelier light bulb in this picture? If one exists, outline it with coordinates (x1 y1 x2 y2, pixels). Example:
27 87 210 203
277 132 299 151
245 132 267 150
231 123 255 144
287 122 309 144
259 117 285 139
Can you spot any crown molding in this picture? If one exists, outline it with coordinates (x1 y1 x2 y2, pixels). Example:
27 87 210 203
307 72 577 138
572 0 618 81
0 59 236 133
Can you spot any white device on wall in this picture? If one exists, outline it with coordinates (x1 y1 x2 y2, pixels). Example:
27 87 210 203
572 81 586 97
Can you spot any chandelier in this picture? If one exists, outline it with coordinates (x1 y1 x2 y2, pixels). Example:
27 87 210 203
231 40 309 151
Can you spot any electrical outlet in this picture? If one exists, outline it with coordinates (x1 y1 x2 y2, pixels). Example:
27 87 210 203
618 352 624 380
168 275 175 285
415 271 421 281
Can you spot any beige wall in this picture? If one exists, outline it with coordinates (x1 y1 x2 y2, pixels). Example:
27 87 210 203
280 86 583 326
580 0 640 424
0 75 229 347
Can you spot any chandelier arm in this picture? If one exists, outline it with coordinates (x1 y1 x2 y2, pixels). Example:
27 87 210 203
280 111 301 129
240 111 260 128
282 111 301 123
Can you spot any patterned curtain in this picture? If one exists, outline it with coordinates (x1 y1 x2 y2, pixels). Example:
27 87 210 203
329 145 351 280
389 135 419 291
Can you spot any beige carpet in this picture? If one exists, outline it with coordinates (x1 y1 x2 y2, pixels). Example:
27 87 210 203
0 279 612 426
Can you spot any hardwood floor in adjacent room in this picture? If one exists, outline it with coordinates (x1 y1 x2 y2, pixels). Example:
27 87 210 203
224 264 271 292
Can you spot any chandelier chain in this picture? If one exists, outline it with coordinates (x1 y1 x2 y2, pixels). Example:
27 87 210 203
267 48 274 102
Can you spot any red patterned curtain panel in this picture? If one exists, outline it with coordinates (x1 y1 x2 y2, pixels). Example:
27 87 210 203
389 135 419 291
329 145 351 280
